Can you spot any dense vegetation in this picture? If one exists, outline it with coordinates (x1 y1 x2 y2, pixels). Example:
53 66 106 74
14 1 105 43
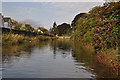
50 22 72 36
2 33 53 45
71 2 119 53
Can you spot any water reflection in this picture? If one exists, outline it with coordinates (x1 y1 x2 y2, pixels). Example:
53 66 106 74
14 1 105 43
50 40 72 59
72 41 118 78
2 40 118 78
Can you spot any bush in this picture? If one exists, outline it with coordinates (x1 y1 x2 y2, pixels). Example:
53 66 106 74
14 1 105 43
72 2 119 52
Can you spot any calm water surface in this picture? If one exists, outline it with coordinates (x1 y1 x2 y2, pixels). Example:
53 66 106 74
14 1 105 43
2 40 117 78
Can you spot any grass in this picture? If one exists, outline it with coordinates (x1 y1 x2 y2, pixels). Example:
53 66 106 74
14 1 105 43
2 33 55 45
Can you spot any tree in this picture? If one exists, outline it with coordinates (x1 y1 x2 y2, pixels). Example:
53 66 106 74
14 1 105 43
53 22 57 28
14 24 21 30
71 13 88 30
56 23 71 36
50 22 58 35
38 27 49 34
21 24 34 32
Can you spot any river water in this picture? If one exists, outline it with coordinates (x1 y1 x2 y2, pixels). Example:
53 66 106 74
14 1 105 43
2 40 117 78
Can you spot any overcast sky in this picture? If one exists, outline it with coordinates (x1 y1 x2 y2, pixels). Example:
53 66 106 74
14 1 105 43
2 0 104 2
2 1 104 29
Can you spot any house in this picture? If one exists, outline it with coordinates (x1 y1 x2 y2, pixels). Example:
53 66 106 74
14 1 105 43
0 13 4 27
3 17 12 29
35 28 43 33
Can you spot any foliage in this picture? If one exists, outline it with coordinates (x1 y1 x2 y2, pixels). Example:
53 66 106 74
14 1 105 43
49 22 58 35
72 2 119 52
71 13 88 29
50 22 72 36
38 27 49 34
2 33 54 45
21 24 34 32
14 24 21 30
57 23 71 36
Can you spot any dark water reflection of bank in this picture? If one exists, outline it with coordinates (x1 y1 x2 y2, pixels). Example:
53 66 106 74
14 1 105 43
2 40 118 78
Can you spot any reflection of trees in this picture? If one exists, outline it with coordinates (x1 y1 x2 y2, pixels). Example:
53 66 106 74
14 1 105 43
53 41 57 59
50 40 72 59
2 42 37 63
2 41 50 63
72 42 94 71
72 41 118 78
92 56 118 78
37 41 49 50
50 40 72 51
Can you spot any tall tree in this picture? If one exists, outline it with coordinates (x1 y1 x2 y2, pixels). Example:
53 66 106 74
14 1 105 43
50 22 58 35
53 22 57 28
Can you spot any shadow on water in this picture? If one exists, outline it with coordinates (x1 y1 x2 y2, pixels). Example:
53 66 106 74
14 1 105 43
2 40 118 78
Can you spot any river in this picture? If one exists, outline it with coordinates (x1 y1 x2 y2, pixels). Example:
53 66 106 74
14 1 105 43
1 40 117 78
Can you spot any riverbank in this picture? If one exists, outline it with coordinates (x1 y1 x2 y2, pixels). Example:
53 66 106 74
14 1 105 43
72 40 119 77
2 33 56 45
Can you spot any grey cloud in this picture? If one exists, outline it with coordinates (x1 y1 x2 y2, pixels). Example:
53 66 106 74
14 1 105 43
22 19 43 28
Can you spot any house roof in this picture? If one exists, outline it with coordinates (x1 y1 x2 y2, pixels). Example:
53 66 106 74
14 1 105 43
4 17 11 22
11 19 14 23
35 28 39 31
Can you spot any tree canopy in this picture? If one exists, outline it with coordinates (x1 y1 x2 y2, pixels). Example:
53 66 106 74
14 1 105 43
56 23 72 36
21 24 34 32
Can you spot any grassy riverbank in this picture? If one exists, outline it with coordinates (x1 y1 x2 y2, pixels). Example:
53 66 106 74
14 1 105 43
2 33 56 45
71 2 119 74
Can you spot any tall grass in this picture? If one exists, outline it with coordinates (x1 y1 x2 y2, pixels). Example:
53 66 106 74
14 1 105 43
2 33 54 45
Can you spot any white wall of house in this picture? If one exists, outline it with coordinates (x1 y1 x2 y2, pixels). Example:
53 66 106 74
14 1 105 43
4 22 8 28
8 19 12 28
12 25 15 29
0 14 2 27
4 19 12 28
0 14 4 27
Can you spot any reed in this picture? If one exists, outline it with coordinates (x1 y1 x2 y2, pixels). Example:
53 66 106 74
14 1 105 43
2 33 54 45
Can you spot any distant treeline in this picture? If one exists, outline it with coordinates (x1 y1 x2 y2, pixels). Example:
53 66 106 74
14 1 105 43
50 22 72 36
